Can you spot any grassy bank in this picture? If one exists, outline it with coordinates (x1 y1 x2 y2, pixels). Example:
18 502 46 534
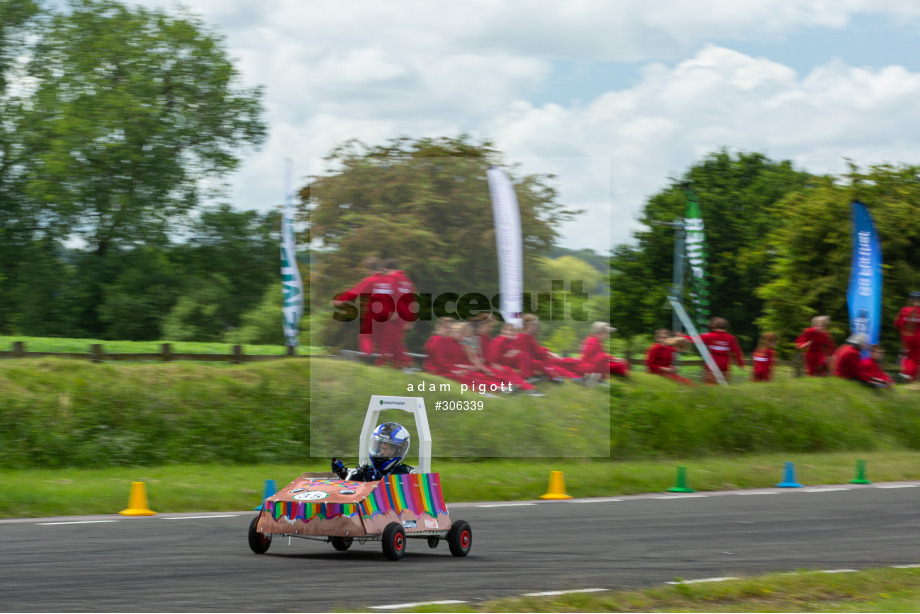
397 567 920 613
1 357 919 468
1 451 918 518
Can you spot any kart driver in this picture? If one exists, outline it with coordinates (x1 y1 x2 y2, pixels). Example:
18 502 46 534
331 422 413 481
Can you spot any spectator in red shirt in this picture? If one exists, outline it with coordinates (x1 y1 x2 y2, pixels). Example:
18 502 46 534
860 345 894 389
333 257 394 359
456 322 536 393
382 259 417 370
577 322 629 385
699 317 745 384
422 317 454 375
893 291 920 382
489 322 528 374
795 315 835 376
517 315 580 382
832 334 868 381
645 328 693 385
751 332 777 382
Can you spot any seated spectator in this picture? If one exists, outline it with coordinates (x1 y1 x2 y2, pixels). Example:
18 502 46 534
832 334 868 381
517 315 581 382
645 328 693 385
488 322 525 372
699 317 745 384
751 332 777 382
422 317 454 375
458 321 536 393
578 322 629 385
860 344 894 389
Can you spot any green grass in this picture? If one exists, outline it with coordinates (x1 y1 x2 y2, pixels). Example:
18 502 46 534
1 451 918 518
393 567 920 612
0 335 323 355
1 355 920 517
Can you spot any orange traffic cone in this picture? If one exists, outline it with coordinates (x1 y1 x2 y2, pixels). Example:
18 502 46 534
119 481 156 516
539 470 573 500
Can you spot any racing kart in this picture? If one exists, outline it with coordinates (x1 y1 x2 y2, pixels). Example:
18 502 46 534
247 396 472 560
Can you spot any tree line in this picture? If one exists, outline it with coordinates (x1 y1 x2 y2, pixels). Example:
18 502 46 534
611 152 920 355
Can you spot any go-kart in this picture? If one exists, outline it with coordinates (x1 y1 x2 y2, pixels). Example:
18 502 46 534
247 396 472 560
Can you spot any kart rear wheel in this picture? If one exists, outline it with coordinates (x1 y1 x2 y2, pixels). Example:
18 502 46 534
248 515 271 554
382 522 406 560
447 520 472 557
330 537 353 551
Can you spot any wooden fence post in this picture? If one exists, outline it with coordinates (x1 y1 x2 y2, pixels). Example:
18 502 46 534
232 345 243 364
90 344 103 363
161 343 172 362
12 341 24 358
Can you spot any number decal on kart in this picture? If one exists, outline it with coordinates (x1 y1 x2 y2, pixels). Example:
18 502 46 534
293 491 329 501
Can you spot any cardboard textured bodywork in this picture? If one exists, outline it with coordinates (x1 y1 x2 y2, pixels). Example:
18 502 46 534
255 472 451 537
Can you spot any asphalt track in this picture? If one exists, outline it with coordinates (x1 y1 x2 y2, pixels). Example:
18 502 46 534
1 483 918 612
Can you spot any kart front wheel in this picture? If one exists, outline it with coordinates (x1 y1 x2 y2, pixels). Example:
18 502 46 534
248 515 271 554
331 537 353 551
447 520 472 557
381 523 406 561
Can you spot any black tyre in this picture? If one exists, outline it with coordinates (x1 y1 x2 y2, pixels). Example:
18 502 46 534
330 537 353 551
381 522 406 560
248 514 271 554
427 536 439 549
447 520 472 557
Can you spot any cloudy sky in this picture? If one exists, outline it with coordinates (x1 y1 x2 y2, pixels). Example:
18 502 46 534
120 1 920 252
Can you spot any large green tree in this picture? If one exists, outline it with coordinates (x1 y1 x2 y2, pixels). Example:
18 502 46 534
2 0 266 336
23 0 266 253
610 150 814 348
304 136 580 350
757 163 920 351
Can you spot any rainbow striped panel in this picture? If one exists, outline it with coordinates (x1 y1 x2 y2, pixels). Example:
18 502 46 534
359 473 448 519
267 500 359 522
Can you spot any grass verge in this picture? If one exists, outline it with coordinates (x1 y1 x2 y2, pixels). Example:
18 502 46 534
1 450 918 518
392 567 920 613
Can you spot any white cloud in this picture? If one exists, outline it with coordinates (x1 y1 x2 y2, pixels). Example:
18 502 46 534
488 44 920 249
115 1 920 252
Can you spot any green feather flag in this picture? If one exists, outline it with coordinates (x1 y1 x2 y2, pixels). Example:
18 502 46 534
684 192 709 331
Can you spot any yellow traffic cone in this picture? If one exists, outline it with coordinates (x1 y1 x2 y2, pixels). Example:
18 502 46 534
119 481 156 516
539 470 573 500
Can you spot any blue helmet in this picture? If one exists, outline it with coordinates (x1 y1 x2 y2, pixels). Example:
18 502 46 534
369 422 410 473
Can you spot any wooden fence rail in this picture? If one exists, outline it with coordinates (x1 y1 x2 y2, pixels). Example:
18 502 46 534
0 341 807 376
0 342 310 364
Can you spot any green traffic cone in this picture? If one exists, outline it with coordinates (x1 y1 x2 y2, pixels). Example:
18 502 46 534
667 465 695 493
850 459 871 484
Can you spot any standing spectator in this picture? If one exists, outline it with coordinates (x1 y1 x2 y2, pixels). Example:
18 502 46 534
795 316 835 376
645 329 693 385
832 334 868 381
699 317 745 384
578 322 629 385
383 259 417 370
893 291 920 382
860 345 894 389
333 257 394 359
751 332 777 382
